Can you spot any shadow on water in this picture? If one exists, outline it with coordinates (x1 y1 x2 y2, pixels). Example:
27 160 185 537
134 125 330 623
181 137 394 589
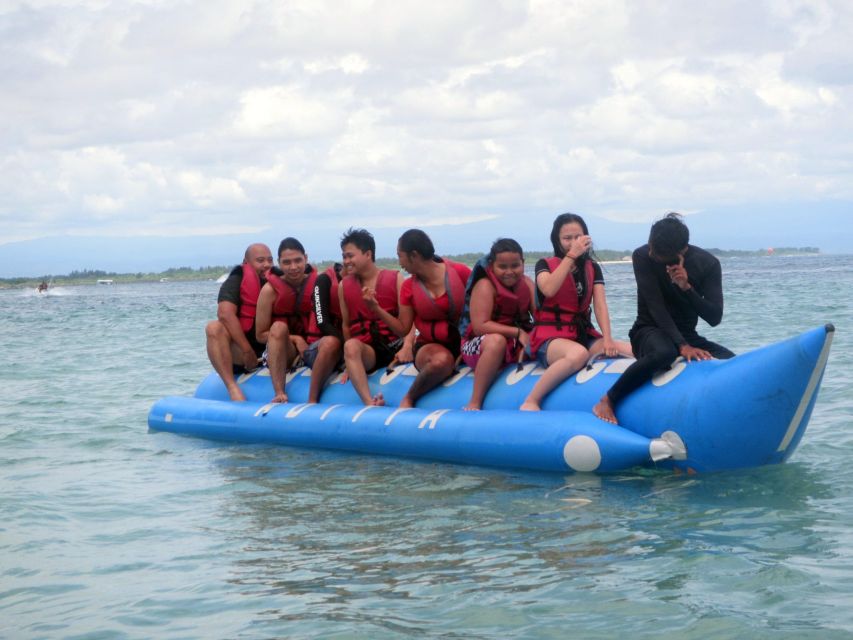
199 444 842 636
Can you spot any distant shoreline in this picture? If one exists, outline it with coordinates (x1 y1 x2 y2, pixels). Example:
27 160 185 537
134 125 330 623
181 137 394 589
0 247 822 289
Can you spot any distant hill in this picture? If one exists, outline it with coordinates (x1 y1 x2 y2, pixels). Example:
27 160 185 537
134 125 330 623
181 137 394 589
0 204 848 278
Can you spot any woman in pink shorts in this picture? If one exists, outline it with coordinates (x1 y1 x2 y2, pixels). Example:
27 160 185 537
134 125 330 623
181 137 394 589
459 238 535 410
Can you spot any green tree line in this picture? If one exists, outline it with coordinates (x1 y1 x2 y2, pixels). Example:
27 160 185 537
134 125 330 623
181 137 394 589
0 247 821 289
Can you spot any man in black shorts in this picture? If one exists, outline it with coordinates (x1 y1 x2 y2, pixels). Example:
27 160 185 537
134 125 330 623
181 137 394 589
205 243 273 401
339 228 406 406
594 213 734 424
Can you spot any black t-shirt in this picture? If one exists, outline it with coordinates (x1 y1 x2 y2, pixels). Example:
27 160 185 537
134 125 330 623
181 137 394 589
217 265 245 306
216 264 266 356
534 258 604 307
631 244 724 346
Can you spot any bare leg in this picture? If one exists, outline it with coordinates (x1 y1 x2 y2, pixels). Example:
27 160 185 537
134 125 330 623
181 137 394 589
593 394 618 424
464 333 507 411
205 320 246 401
267 321 296 403
307 336 342 403
400 344 455 408
588 337 634 358
521 339 589 411
344 338 377 405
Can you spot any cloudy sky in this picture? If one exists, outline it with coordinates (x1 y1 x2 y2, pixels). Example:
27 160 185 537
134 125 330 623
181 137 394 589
2 0 852 262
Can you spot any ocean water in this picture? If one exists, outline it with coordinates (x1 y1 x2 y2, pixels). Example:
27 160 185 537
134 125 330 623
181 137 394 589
1 254 852 639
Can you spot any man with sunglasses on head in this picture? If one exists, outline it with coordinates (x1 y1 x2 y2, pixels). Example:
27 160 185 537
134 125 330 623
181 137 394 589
593 212 734 424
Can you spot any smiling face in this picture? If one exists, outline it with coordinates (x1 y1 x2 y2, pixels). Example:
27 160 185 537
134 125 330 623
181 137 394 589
490 251 524 288
278 248 307 285
246 244 274 279
341 242 371 276
558 222 586 258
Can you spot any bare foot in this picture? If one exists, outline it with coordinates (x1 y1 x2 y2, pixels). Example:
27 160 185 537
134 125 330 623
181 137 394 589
592 395 618 424
271 392 289 404
226 384 246 402
462 403 481 411
370 393 385 407
519 401 541 412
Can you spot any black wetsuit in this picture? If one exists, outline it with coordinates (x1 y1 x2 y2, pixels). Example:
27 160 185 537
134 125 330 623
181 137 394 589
606 244 734 406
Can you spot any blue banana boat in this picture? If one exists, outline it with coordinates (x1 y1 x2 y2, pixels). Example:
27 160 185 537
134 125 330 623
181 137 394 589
148 324 834 474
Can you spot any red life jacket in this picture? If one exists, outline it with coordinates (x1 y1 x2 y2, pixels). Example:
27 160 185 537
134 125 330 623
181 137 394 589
238 263 262 333
301 264 343 344
268 266 318 340
530 257 602 354
462 264 533 339
342 268 399 345
411 258 467 346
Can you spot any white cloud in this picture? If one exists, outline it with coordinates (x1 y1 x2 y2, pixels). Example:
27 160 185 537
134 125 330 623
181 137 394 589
361 213 502 228
304 53 371 75
234 85 346 138
176 171 247 205
1 0 852 252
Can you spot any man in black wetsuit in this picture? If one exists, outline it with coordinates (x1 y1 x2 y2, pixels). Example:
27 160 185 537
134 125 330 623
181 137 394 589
593 213 734 424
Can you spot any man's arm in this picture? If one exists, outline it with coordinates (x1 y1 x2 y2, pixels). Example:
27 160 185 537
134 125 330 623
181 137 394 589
668 254 724 327
312 274 342 339
255 284 276 344
338 282 353 340
687 259 724 326
217 299 255 359
633 250 686 347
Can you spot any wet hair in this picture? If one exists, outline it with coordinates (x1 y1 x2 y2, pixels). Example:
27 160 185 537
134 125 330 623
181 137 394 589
277 237 305 256
649 212 689 259
549 212 589 258
340 227 375 262
488 238 524 263
398 228 435 260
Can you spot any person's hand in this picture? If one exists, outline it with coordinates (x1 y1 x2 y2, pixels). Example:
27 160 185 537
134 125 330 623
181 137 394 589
362 286 379 310
602 337 619 357
396 341 414 363
241 347 260 371
679 344 711 361
566 235 592 260
516 328 531 350
666 255 691 291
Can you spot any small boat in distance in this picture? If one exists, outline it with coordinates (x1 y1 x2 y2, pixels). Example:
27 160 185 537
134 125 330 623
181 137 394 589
97 279 114 285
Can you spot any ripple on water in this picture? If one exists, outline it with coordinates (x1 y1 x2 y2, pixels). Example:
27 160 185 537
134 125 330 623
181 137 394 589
1 260 853 638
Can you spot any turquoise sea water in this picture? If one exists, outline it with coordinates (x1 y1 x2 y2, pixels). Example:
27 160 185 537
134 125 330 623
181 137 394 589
2 254 852 639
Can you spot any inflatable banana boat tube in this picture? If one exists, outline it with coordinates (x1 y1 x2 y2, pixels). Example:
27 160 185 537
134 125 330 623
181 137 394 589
148 325 834 473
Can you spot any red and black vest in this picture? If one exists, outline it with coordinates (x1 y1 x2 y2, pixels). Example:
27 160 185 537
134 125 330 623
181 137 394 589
301 264 343 343
530 257 601 354
342 269 399 345
268 266 318 341
462 264 533 339
325 264 342 321
411 259 466 346
238 263 263 333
